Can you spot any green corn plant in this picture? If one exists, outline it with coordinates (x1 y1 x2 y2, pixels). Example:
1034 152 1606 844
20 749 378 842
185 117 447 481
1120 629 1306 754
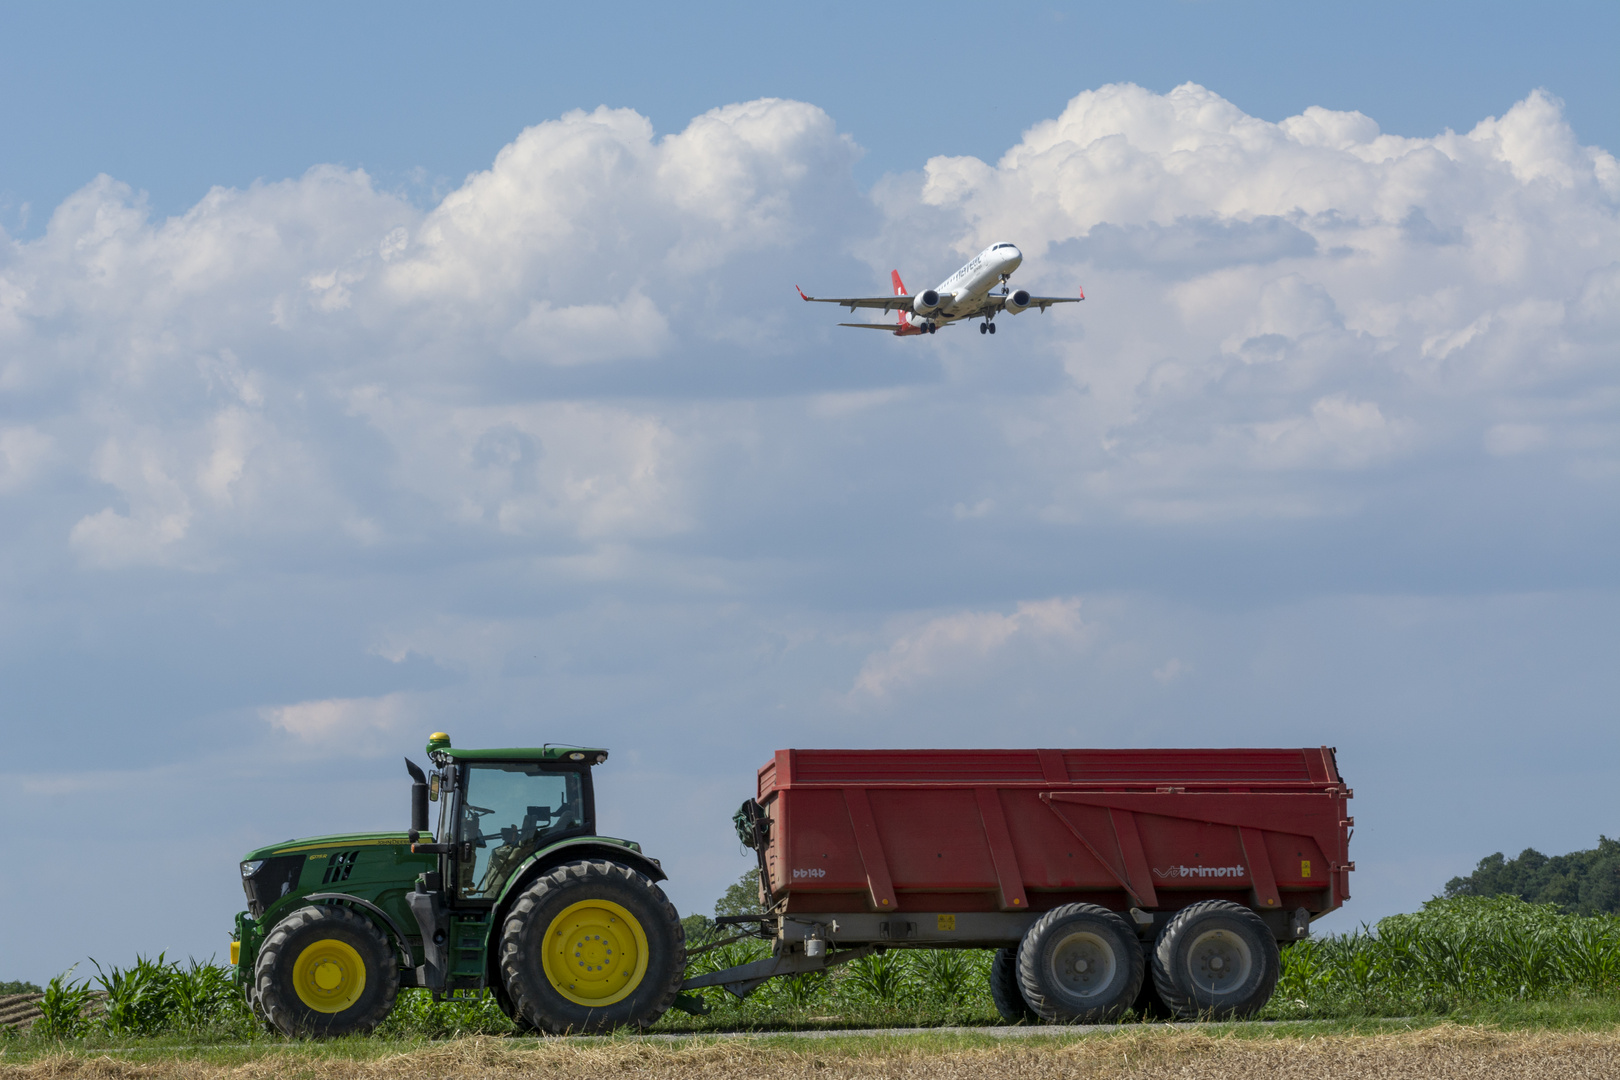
167 959 241 1032
839 950 911 1004
911 949 976 1005
377 989 513 1038
774 969 829 1008
93 954 177 1037
35 967 95 1040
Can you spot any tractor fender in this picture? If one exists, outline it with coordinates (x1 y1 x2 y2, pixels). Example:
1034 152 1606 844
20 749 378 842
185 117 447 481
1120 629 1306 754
493 836 667 912
301 891 417 966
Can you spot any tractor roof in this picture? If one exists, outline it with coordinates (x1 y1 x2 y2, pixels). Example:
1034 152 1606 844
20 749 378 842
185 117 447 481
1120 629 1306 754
423 732 607 764
433 745 609 764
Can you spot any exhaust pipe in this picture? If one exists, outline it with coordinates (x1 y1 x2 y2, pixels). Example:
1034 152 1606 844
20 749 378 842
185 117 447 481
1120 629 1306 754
406 758 429 841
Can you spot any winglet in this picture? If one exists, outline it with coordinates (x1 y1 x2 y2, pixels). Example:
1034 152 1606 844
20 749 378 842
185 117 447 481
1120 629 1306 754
796 285 811 301
1078 286 1085 301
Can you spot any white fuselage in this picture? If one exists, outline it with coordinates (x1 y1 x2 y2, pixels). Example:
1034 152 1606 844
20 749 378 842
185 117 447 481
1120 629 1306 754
917 242 1024 321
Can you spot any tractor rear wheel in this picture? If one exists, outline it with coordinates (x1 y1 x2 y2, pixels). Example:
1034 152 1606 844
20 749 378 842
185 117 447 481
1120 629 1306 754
498 859 685 1034
255 905 399 1037
988 947 1039 1023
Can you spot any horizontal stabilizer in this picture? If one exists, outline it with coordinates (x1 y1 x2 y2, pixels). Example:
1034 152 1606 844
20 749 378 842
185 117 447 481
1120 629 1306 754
837 323 901 331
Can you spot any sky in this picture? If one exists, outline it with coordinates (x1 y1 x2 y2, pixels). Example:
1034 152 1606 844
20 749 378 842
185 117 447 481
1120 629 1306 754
1 2 1618 982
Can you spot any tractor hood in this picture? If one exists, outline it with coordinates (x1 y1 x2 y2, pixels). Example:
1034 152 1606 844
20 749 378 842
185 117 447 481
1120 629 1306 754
241 831 412 861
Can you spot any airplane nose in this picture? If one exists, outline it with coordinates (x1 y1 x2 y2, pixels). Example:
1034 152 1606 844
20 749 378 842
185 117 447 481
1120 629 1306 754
1003 245 1023 270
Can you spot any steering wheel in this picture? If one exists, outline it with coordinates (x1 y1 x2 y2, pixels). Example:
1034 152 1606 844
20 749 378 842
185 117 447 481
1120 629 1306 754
463 803 496 816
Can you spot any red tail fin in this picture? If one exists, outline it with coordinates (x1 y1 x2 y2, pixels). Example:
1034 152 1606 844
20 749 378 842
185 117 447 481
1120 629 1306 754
892 270 910 328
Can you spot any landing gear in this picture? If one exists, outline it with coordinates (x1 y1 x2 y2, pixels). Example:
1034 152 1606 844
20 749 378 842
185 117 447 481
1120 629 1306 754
989 322 996 334
981 321 997 335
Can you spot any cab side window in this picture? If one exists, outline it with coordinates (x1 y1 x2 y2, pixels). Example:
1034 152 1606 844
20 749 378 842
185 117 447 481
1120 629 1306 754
455 764 586 898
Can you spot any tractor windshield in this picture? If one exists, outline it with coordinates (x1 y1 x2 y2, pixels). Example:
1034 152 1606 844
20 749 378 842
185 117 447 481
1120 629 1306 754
455 763 587 899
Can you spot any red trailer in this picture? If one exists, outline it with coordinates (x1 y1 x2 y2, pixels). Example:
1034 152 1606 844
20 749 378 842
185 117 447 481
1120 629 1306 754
687 747 1352 1022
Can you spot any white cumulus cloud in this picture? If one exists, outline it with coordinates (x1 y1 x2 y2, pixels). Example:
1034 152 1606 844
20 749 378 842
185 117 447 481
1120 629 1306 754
260 692 416 745
854 598 1092 697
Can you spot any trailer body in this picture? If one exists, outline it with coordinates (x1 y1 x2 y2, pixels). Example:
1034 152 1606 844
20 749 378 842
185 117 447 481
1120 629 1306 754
750 747 1351 946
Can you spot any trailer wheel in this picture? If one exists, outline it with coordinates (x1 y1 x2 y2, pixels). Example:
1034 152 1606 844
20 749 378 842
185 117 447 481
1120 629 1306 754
254 905 400 1037
498 859 685 1034
1016 904 1144 1023
988 947 1039 1023
1130 944 1173 1020
1151 901 1279 1020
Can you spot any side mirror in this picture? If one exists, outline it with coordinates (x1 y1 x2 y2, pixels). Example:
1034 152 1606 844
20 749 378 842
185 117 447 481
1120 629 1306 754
405 758 430 841
429 774 440 802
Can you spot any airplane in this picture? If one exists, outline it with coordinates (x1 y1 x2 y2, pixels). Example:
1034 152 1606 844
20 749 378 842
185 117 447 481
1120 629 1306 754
796 243 1082 336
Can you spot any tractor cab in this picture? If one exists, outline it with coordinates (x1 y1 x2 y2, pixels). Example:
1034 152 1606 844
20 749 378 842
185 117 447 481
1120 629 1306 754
418 735 608 901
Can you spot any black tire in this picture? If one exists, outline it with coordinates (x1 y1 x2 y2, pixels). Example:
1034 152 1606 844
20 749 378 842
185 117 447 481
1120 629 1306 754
255 905 400 1037
1151 901 1279 1020
988 947 1039 1023
1130 943 1172 1020
1016 903 1144 1023
244 985 278 1034
489 977 536 1033
498 859 685 1034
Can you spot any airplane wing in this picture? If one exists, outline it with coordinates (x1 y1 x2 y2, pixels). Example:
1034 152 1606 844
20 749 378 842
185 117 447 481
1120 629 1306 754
981 289 1085 315
836 322 953 332
798 286 916 313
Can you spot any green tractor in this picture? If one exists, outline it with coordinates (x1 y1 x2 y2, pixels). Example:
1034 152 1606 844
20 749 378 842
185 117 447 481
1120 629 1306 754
231 733 686 1035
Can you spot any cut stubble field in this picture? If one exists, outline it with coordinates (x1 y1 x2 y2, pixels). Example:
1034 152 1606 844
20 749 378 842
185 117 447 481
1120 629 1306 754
7 1026 1620 1080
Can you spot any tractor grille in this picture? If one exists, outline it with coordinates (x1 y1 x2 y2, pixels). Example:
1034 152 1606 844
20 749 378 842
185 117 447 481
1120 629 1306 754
243 855 306 917
321 850 360 884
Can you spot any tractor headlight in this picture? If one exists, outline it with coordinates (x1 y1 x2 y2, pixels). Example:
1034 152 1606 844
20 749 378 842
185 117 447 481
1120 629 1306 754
240 860 265 879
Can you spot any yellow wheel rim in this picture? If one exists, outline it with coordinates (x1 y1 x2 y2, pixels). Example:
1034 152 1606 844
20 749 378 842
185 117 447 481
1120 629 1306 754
291 937 367 1013
541 898 649 1007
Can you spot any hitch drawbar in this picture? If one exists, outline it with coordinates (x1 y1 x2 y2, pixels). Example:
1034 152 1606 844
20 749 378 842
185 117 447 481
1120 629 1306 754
682 942 873 1000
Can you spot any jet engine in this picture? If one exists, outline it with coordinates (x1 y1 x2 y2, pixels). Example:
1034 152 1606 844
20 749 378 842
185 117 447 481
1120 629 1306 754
912 289 943 316
1003 289 1032 314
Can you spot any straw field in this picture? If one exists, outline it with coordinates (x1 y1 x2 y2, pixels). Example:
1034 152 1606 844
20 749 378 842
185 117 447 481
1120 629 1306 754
6 1027 1620 1079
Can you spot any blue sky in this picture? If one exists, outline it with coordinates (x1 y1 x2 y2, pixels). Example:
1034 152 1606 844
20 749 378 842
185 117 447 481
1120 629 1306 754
2 2 1618 981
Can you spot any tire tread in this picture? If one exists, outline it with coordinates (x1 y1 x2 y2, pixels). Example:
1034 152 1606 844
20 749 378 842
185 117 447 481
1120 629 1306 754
988 947 1038 1023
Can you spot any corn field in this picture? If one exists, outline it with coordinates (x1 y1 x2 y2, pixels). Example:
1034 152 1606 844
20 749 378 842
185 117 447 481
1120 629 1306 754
1268 894 1620 1017
5 896 1620 1042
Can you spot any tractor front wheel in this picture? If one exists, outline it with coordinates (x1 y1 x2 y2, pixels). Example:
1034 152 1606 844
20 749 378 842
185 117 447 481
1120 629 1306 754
498 860 685 1034
254 905 399 1037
